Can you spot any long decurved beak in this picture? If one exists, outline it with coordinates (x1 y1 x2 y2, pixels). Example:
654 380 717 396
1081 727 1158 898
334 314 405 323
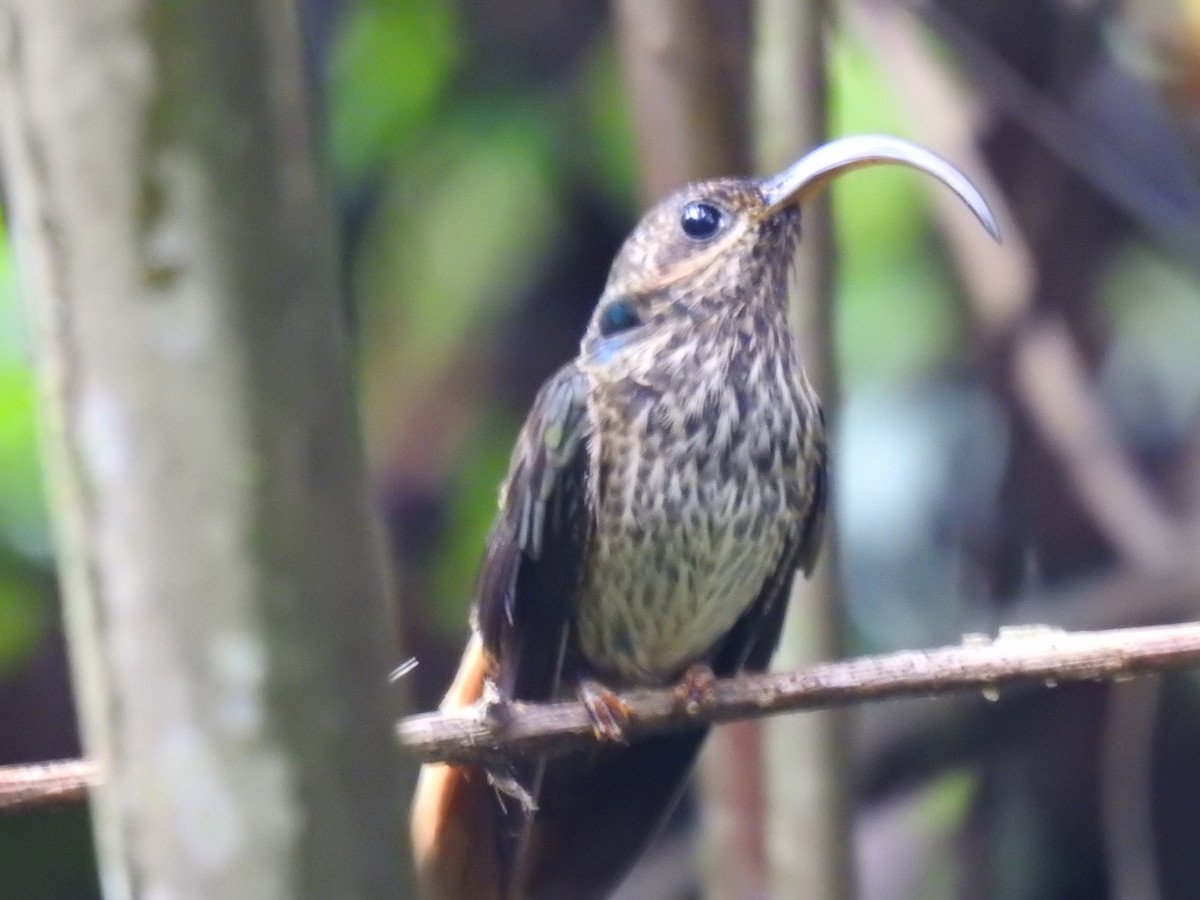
759 134 1001 241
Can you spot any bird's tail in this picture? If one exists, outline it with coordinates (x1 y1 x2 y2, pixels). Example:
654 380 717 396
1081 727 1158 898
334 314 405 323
411 635 503 900
513 728 705 899
411 636 707 899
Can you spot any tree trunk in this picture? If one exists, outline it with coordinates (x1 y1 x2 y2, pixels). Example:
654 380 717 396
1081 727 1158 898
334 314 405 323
755 2 856 898
0 1 413 897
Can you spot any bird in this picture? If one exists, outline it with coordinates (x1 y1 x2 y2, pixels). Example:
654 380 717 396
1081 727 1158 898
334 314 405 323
410 134 999 900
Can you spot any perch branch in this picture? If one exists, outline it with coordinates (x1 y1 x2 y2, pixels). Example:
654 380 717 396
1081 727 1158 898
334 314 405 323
397 622 1200 766
8 621 1200 811
0 759 100 811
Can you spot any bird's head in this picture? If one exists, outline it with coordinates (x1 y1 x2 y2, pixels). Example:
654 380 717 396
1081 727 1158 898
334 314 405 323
581 135 999 364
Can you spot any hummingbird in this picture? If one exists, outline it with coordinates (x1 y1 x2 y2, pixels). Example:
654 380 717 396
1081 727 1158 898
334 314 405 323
410 135 999 900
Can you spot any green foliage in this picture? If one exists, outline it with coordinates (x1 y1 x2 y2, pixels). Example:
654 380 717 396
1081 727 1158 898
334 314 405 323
828 31 960 386
0 224 52 674
358 104 564 624
910 770 976 899
429 412 517 632
577 39 639 216
330 13 637 629
0 574 44 679
356 102 562 378
0 805 98 899
0 364 51 560
327 0 458 184
407 44 641 622
1102 243 1200 432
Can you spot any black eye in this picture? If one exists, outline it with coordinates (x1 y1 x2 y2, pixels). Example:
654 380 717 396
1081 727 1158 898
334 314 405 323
598 299 640 337
680 201 722 240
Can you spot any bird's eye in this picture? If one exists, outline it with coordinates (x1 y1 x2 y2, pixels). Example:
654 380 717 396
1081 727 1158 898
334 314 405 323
598 299 640 337
679 201 723 240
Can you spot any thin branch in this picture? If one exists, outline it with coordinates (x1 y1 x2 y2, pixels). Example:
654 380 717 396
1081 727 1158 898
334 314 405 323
398 622 1200 766
1011 318 1188 568
0 759 100 811
9 621 1200 813
1100 679 1164 900
857 564 1199 795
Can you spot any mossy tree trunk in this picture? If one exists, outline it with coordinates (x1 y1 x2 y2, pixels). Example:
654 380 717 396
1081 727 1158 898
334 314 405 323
0 1 414 897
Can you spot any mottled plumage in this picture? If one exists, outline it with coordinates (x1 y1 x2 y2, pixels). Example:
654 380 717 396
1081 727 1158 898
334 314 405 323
573 181 823 684
412 136 998 900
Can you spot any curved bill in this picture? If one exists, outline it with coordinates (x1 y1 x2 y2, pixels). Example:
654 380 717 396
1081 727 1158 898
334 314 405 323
758 134 1001 241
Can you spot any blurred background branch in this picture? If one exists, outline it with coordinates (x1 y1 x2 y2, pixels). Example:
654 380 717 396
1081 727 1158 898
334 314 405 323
611 4 770 898
754 2 856 900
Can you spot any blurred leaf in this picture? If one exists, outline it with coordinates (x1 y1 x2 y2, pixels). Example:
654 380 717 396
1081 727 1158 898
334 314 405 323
1102 243 1200 434
0 366 51 560
428 411 515 632
0 231 51 560
836 252 958 386
0 805 98 899
0 196 54 677
909 770 975 900
578 37 639 215
0 224 31 363
327 0 459 183
828 30 960 385
358 100 562 437
921 768 975 830
0 573 45 677
383 108 559 363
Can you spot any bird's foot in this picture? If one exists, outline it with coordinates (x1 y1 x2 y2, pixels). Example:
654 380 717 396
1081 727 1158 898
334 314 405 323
579 680 631 743
479 679 516 731
673 664 717 716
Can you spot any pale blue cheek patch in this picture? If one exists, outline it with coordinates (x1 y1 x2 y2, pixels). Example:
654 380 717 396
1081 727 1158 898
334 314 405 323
590 331 639 364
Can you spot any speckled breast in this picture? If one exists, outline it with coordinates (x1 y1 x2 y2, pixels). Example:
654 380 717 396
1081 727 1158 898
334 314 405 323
574 343 814 684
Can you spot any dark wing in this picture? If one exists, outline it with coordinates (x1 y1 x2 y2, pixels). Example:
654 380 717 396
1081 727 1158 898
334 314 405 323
796 414 830 578
475 361 592 704
471 362 593 898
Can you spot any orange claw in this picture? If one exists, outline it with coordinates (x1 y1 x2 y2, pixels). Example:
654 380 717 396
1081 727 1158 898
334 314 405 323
579 680 632 743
